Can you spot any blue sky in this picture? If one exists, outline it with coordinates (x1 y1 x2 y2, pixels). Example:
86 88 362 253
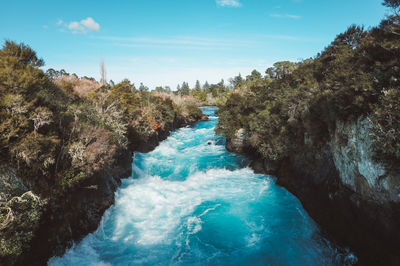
0 0 388 89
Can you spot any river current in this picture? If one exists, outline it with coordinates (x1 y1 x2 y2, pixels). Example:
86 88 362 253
49 106 355 266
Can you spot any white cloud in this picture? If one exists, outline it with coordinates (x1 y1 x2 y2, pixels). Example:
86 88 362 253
270 13 301 19
261 34 309 41
60 17 101 34
216 0 242 7
68 21 85 32
80 17 100 32
96 36 252 50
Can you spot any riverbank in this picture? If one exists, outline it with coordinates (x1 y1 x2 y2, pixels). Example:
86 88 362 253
13 113 207 266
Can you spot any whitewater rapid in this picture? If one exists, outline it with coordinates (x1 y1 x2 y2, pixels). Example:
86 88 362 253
49 106 355 266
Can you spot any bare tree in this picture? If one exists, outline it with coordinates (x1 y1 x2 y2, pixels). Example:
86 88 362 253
100 59 107 86
30 107 53 133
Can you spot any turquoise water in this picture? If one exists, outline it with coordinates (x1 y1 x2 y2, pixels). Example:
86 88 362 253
49 106 355 266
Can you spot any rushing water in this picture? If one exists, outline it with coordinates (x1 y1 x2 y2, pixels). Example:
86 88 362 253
49 106 355 266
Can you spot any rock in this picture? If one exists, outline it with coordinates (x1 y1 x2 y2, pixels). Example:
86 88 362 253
250 159 265 174
200 115 209 121
226 128 248 153
263 159 280 175
272 118 400 265
331 116 400 203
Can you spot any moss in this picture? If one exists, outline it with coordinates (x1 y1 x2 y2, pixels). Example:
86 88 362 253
59 170 87 189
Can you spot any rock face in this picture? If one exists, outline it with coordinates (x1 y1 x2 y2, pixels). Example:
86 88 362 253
226 128 248 153
130 115 208 153
9 149 132 266
332 117 400 203
227 118 400 265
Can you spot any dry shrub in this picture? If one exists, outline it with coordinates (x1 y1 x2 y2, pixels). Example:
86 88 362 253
54 75 101 96
82 126 117 174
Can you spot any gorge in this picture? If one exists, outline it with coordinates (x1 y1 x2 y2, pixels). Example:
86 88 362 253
1 1 399 265
49 106 355 265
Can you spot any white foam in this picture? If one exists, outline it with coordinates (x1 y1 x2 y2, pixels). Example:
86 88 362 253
107 168 271 246
48 235 110 266
153 142 178 156
186 216 202 235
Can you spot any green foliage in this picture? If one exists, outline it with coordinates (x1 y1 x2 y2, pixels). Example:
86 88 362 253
186 103 203 119
0 41 43 67
372 88 400 169
177 81 190 96
59 170 86 189
217 15 400 169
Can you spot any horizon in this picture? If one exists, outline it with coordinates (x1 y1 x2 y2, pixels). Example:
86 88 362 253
1 0 388 89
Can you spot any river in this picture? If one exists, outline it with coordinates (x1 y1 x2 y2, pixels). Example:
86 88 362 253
49 106 355 265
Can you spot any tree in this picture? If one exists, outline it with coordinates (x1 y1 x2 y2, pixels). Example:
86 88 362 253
178 82 190 96
0 41 49 97
334 25 366 49
230 74 244 88
100 59 107 86
155 86 164 93
175 84 181 95
59 69 67 76
194 80 201 92
0 41 44 67
30 107 52 133
265 62 296 80
2 94 29 115
111 79 135 94
203 81 211 93
154 86 171 93
46 68 57 79
138 82 149 92
246 70 262 81
383 0 400 14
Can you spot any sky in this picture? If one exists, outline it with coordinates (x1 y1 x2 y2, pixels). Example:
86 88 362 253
0 0 389 89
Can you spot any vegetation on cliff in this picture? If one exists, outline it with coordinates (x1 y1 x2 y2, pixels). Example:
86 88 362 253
216 0 400 173
0 41 204 264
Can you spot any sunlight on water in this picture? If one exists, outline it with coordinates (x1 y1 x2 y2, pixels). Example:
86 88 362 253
49 106 356 266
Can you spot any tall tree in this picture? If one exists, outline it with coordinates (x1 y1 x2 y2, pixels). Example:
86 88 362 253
138 82 149 92
178 82 190 96
195 80 201 92
246 70 262 81
203 81 211 93
230 74 244 88
100 59 107 86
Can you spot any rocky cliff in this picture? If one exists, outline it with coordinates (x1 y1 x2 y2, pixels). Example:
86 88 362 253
228 117 400 265
332 117 400 203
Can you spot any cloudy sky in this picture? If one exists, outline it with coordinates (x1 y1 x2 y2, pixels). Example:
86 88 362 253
0 0 388 89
